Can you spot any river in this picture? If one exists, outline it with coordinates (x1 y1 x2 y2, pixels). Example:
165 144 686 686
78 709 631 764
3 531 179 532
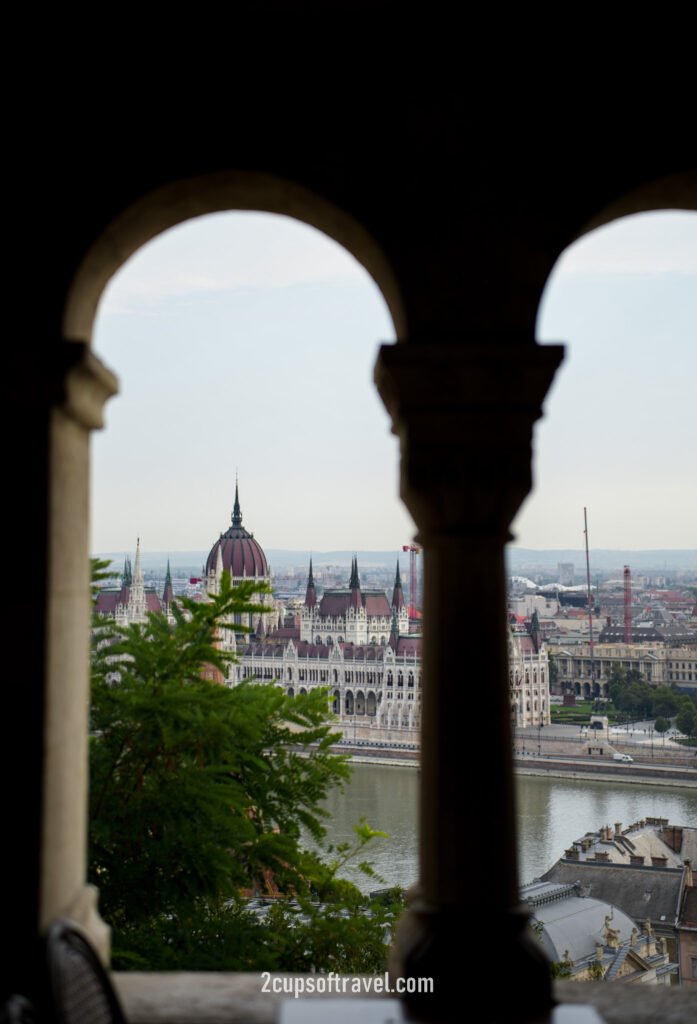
316 763 697 892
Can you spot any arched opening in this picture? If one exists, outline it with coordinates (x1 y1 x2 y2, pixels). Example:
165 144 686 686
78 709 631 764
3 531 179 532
28 134 696 1024
79 190 413 970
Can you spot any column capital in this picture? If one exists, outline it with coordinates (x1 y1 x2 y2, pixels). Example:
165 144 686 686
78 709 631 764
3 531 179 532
52 341 119 430
374 340 564 539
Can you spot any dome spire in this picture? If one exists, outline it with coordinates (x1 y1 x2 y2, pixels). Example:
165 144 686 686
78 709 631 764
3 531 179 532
232 475 242 528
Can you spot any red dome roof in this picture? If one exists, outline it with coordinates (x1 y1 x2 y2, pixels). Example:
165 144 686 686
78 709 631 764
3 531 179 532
206 485 269 580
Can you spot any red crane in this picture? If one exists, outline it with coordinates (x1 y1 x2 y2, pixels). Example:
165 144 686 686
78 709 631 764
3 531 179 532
402 544 421 618
624 565 632 644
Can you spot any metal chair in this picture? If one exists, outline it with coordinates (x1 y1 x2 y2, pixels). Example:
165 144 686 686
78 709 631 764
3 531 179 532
46 920 126 1024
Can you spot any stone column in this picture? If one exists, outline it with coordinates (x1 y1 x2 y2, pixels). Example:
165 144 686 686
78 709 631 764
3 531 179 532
375 340 563 1020
41 341 118 961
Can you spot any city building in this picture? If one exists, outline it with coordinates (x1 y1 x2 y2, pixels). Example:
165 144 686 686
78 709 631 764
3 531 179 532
678 865 697 987
540 818 697 980
521 879 676 984
509 613 551 728
219 546 422 745
550 641 697 697
94 539 173 624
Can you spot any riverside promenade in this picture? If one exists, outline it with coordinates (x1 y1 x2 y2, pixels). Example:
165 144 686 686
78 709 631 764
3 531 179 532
513 722 697 787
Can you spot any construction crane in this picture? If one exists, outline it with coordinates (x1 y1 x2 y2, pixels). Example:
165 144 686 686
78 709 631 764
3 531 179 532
584 508 596 690
402 543 421 618
624 565 632 644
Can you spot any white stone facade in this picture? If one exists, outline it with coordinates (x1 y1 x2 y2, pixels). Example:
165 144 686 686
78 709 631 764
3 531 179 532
509 629 551 728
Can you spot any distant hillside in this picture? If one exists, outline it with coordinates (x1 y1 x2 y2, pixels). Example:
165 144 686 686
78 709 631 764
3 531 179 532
93 549 410 575
94 547 697 577
505 549 697 573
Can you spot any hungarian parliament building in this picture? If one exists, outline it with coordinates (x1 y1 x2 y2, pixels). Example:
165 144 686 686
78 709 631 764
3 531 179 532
95 487 549 745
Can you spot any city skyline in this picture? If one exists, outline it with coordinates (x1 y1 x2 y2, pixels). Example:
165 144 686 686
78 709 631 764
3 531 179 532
91 209 696 554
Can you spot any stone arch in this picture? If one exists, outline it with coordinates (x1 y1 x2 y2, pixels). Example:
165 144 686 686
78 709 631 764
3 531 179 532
344 690 354 715
27 123 697 1022
63 171 407 348
366 691 376 716
331 689 340 715
355 689 365 715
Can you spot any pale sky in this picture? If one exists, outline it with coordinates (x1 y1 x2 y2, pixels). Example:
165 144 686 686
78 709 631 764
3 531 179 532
91 210 697 555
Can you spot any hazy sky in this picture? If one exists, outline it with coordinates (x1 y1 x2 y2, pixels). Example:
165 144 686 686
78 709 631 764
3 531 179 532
91 210 696 555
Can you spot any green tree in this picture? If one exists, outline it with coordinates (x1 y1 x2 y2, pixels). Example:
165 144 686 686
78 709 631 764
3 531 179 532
676 702 697 740
89 568 401 970
652 685 679 720
654 716 669 734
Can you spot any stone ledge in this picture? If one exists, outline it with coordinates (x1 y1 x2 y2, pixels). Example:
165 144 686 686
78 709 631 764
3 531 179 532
113 973 696 1024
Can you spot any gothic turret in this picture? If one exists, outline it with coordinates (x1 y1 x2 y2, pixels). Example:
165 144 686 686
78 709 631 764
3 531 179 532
162 559 174 608
349 556 363 609
129 538 146 620
391 560 405 610
304 558 317 609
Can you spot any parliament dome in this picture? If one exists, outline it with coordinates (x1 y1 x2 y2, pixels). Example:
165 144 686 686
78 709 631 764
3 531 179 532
205 484 269 580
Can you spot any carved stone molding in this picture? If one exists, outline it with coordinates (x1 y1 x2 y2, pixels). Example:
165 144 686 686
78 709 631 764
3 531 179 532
52 341 119 430
374 340 564 538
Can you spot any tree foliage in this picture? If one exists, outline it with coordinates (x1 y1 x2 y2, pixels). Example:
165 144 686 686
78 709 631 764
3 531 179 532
89 568 403 970
676 700 697 740
605 664 687 722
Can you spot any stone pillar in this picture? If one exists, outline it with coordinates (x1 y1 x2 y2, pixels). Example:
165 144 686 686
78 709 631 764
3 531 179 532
40 341 118 961
375 340 563 1020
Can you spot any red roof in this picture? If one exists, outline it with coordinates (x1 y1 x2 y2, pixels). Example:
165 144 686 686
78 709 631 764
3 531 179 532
206 528 268 579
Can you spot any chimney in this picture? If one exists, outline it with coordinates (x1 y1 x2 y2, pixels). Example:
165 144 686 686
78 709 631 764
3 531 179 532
685 860 694 888
614 822 622 837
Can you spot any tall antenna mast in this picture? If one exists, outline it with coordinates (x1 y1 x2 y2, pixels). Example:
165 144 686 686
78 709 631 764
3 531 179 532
584 507 595 691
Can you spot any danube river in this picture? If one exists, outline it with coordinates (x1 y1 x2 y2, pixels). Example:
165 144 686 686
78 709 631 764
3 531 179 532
317 763 697 892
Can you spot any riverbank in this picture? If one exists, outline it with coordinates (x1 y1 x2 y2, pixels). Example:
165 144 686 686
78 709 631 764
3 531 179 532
513 759 697 788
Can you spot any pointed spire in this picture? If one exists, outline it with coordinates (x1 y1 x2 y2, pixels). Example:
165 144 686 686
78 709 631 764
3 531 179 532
122 554 132 586
392 559 405 609
133 537 143 586
162 559 175 607
349 556 362 609
231 476 242 527
305 557 317 609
